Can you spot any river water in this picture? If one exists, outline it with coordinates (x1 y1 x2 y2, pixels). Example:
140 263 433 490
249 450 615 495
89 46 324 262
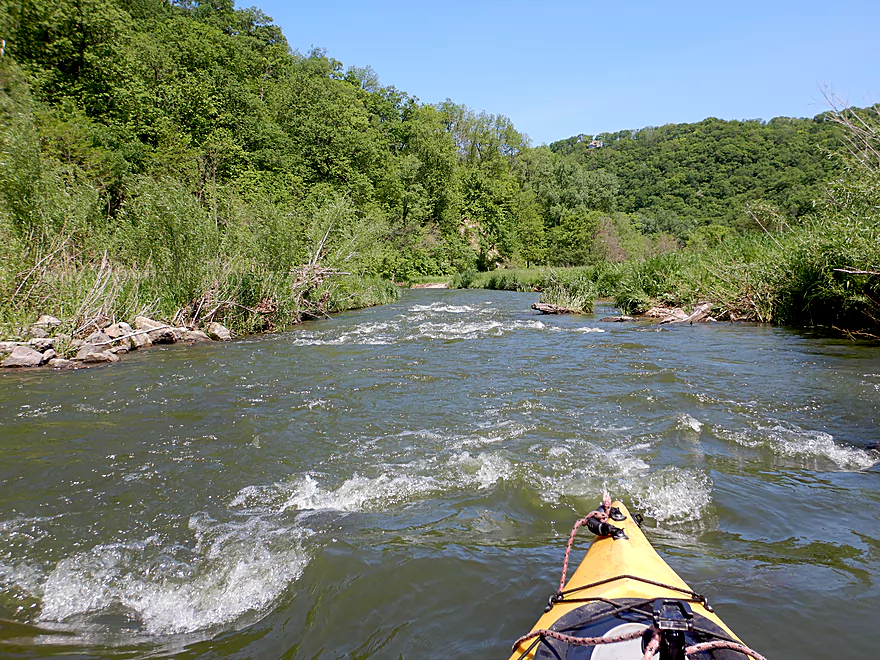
1 289 878 659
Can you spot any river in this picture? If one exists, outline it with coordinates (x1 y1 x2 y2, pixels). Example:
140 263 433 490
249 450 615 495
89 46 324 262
1 289 878 658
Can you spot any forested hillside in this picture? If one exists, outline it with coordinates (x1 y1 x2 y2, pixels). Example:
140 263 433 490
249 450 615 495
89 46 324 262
0 0 873 338
0 0 539 334
552 116 844 239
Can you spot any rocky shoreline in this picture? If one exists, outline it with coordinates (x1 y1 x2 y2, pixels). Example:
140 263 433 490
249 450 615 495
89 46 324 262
0 300 723 372
0 315 233 371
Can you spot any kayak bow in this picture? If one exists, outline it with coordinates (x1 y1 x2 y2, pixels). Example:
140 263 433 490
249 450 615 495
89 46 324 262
509 500 758 660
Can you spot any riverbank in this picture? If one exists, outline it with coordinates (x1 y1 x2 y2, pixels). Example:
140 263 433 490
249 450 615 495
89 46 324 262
0 276 401 370
447 213 880 340
0 314 234 369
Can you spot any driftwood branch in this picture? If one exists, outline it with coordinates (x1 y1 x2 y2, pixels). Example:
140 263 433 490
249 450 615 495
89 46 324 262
532 302 574 315
834 268 880 276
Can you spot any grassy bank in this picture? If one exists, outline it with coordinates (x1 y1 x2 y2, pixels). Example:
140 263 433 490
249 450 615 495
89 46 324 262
451 215 879 335
0 213 400 342
0 64 399 342
0 159 401 341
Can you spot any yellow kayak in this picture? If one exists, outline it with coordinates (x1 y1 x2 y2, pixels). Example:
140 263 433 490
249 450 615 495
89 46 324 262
510 500 759 660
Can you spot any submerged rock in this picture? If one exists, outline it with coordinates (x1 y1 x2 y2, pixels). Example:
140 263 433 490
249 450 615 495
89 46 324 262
600 316 637 322
2 346 45 368
206 322 232 341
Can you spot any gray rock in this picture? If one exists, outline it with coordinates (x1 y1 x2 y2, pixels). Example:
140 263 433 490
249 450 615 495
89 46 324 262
0 341 18 356
147 327 176 344
86 331 112 345
48 358 72 369
41 348 57 361
30 337 56 352
74 344 104 360
29 326 49 339
2 346 44 368
183 330 212 342
206 322 232 341
135 316 164 331
130 332 151 349
109 345 129 354
171 327 186 341
82 350 120 364
105 322 133 339
70 339 85 349
35 315 62 328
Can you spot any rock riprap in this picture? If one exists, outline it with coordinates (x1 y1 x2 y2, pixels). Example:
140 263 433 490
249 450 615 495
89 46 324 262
2 314 236 369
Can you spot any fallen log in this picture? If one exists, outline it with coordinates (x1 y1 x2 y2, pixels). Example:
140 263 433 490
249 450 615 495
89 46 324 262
659 302 714 325
646 306 688 323
532 302 574 315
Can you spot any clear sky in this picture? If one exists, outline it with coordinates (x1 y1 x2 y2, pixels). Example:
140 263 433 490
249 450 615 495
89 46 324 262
255 0 880 145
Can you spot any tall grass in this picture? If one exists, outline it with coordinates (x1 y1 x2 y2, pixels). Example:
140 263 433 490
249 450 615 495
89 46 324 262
0 143 399 339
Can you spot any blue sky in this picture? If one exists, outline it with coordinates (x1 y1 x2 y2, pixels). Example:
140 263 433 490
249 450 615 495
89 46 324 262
256 0 880 145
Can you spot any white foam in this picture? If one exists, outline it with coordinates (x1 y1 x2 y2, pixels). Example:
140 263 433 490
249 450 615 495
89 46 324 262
759 424 877 470
533 441 712 524
291 321 399 346
409 303 479 313
448 452 512 489
722 423 878 470
549 326 606 334
677 414 703 433
37 517 309 635
414 319 545 340
232 473 441 515
626 467 713 522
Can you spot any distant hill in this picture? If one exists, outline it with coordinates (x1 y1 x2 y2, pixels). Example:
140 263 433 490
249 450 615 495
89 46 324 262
550 115 846 238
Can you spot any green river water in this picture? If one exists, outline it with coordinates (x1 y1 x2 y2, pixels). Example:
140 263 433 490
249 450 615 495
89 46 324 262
1 289 878 659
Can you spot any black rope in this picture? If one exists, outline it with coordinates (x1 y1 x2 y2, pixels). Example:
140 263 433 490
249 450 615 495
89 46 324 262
515 598 740 659
557 574 712 611
555 598 655 635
